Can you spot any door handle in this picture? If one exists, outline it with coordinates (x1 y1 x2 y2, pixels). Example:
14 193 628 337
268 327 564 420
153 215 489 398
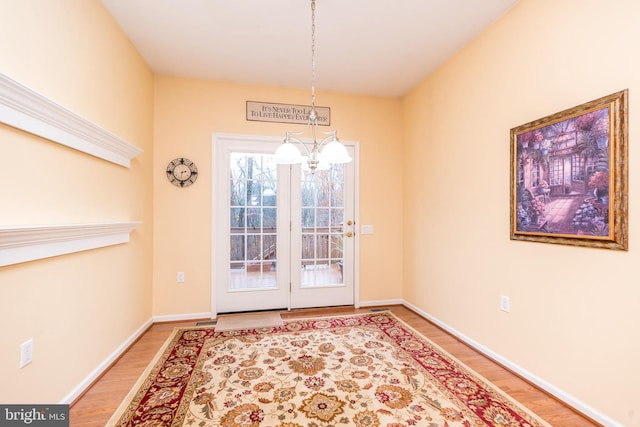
346 220 353 226
345 231 353 238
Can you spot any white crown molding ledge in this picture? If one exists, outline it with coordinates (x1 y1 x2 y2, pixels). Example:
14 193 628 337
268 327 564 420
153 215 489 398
0 73 142 168
0 222 141 267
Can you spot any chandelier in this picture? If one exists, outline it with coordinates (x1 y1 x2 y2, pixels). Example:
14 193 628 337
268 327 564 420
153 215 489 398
274 0 352 171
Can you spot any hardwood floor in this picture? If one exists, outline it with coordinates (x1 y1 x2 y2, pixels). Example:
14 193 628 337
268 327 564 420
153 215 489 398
70 305 602 426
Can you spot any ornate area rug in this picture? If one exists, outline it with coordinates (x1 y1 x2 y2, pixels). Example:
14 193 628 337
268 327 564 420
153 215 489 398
108 312 550 426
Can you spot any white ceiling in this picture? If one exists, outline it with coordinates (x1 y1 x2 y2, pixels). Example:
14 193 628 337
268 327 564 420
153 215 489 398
101 0 519 98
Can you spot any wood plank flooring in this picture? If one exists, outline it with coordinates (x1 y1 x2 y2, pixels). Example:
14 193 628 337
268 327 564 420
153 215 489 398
69 305 602 426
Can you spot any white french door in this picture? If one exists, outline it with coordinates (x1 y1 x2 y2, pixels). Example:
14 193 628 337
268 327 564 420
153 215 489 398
212 133 357 314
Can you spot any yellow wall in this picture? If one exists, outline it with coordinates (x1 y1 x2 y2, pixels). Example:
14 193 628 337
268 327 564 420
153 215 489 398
0 0 154 403
153 76 404 316
2 0 634 424
402 0 639 425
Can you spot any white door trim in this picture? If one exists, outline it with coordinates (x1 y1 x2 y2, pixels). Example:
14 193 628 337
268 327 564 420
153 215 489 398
211 132 360 317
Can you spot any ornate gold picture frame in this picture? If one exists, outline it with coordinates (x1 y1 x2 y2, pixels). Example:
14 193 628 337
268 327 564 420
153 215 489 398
510 90 628 250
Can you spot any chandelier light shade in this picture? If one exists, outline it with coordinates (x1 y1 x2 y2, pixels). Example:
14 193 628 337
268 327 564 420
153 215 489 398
275 0 352 171
274 140 304 164
319 139 352 163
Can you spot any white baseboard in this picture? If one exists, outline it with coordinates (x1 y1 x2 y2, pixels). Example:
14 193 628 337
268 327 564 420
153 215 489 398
152 312 213 323
359 298 403 307
402 300 623 427
60 317 153 404
62 312 211 404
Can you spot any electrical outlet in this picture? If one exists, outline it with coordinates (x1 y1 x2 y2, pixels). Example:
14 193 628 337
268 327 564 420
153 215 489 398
177 272 185 283
500 295 510 313
20 339 33 368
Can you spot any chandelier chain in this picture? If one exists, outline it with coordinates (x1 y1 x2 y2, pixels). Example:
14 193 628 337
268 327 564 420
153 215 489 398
310 0 316 114
275 0 351 171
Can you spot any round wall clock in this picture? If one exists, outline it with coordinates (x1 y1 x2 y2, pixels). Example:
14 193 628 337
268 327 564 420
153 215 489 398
166 157 198 187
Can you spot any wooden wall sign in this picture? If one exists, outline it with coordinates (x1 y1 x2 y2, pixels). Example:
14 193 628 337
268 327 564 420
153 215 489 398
246 101 330 126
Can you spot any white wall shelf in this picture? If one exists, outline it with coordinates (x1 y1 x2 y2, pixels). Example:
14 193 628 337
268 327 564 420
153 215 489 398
0 222 141 267
0 73 142 167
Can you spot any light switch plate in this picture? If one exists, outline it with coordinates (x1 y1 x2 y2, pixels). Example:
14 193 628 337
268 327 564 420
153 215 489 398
361 225 374 235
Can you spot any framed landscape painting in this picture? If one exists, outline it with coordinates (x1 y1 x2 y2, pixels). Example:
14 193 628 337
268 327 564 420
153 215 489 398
510 90 628 250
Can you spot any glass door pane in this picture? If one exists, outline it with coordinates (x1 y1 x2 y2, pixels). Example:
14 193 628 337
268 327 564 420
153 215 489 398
300 165 345 287
229 152 278 290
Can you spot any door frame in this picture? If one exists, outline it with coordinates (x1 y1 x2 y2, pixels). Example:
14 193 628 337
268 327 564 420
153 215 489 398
211 132 360 318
